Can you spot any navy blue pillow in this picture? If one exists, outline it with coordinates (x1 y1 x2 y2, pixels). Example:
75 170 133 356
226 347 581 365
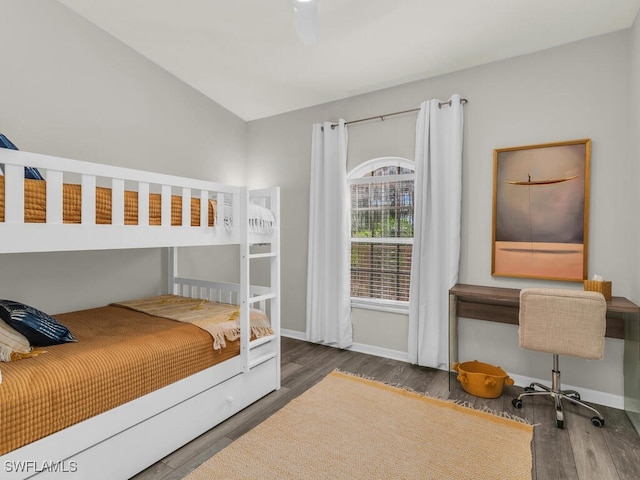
0 300 76 347
0 133 18 150
0 132 45 180
24 166 44 180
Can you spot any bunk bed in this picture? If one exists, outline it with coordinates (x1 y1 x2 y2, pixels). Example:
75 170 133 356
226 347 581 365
0 147 281 479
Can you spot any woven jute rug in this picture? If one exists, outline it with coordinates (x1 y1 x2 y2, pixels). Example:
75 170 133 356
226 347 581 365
184 370 533 480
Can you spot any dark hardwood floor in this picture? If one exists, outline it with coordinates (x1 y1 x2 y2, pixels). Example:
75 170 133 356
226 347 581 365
133 337 640 480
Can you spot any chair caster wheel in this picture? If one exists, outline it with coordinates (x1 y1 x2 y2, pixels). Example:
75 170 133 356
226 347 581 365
512 398 523 409
555 419 564 429
524 386 535 393
591 416 605 428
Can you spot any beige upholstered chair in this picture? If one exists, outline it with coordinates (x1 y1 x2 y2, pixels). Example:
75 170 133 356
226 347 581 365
511 288 607 429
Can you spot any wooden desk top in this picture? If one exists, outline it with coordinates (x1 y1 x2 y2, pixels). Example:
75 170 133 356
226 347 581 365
450 284 640 313
449 283 639 339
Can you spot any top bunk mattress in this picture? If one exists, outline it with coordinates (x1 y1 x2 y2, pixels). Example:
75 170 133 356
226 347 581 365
0 177 216 226
0 300 271 455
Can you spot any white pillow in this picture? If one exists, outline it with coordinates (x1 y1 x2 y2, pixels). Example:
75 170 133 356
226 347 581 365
0 318 32 362
248 204 276 234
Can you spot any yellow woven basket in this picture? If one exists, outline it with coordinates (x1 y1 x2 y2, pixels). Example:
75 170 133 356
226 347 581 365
452 360 514 399
583 280 612 300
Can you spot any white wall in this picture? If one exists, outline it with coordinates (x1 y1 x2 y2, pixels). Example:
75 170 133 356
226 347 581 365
0 0 247 314
629 8 640 418
248 29 637 398
632 10 640 300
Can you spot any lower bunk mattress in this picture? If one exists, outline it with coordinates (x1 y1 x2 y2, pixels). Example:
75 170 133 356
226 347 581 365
0 300 272 455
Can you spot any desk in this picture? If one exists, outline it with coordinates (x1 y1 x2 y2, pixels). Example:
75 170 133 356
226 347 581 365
448 283 640 434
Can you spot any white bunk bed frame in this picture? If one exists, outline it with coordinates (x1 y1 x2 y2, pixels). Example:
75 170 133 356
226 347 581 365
0 148 281 479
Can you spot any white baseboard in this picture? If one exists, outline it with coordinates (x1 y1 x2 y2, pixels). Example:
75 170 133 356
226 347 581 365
508 373 624 410
281 329 306 341
347 342 409 363
280 330 624 409
281 329 409 362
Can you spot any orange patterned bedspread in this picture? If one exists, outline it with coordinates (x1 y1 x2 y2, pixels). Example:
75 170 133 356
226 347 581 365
0 177 216 225
0 305 236 455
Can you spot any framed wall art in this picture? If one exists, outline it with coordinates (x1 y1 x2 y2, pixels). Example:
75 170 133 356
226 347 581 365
491 139 591 282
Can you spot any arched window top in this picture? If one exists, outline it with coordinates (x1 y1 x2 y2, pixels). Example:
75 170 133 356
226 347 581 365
348 157 414 179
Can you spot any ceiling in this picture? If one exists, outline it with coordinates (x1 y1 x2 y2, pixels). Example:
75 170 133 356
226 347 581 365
58 0 640 122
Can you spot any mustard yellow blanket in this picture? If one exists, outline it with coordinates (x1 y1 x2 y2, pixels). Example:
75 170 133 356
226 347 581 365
113 294 273 350
0 305 231 455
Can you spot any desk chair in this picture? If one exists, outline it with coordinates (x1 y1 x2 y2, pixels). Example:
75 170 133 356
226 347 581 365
511 288 606 429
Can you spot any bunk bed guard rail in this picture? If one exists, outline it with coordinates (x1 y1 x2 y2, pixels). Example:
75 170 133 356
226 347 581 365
0 148 244 252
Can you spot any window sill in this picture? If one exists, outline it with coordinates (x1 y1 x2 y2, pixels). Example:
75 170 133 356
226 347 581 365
350 298 409 315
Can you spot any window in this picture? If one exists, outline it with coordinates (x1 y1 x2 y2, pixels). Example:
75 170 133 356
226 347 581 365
348 157 414 313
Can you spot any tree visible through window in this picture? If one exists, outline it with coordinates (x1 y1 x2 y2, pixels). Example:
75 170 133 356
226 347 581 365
349 158 414 307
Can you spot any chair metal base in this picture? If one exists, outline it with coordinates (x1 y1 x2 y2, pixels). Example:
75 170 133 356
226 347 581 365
511 354 605 429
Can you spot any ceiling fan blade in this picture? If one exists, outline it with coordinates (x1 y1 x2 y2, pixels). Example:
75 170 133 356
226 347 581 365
292 0 318 46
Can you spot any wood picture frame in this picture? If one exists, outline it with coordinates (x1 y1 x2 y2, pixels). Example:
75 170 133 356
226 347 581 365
491 139 591 282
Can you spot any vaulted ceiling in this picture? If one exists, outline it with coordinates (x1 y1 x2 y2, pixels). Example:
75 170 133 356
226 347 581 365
58 0 640 121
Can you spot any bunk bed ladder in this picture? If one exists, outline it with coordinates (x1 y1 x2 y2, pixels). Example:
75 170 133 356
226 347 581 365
167 187 280 383
239 188 251 373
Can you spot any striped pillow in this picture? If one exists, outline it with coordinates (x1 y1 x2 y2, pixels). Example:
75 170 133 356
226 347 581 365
0 132 45 179
0 300 76 347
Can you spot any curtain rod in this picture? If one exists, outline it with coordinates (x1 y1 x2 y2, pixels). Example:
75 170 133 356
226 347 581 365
330 98 468 129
